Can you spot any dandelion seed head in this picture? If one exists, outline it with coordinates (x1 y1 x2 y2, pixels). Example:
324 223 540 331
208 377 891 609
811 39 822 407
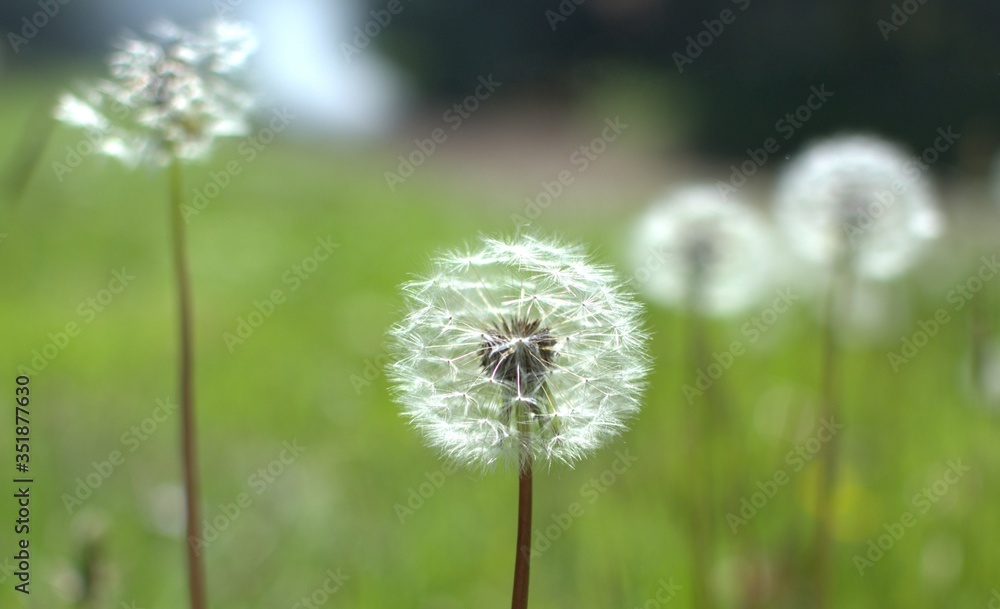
54 19 257 167
775 134 942 279
630 185 775 316
388 234 650 471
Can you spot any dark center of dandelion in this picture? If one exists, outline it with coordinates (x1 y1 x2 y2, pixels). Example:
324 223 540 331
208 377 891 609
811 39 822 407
835 181 882 229
686 234 717 277
479 317 558 396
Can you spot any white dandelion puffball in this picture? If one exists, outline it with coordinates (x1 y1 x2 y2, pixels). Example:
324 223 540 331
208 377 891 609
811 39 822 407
55 19 257 167
630 185 775 316
388 234 650 470
775 134 942 279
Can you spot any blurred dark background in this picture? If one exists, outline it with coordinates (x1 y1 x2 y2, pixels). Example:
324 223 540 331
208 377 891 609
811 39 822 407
2 0 998 168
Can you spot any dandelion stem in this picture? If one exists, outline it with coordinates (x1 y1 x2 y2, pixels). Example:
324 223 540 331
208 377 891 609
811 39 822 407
511 450 533 609
4 104 53 205
168 156 207 609
814 259 847 609
685 267 716 609
969 249 992 402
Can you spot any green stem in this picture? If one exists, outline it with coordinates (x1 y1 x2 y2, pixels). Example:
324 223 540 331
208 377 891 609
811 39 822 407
4 105 54 205
685 272 716 609
169 157 207 609
511 451 533 609
969 249 991 401
814 259 848 609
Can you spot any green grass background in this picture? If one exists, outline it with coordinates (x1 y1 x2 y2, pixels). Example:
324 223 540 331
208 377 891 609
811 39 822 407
1 73 998 609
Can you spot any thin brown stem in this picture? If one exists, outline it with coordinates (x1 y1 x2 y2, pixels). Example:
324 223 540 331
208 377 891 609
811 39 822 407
685 268 716 609
511 454 533 609
4 104 53 205
969 250 992 401
814 260 847 609
688 314 714 609
169 157 207 609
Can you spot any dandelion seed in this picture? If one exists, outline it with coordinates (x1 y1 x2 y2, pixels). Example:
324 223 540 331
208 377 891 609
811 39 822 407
54 19 257 167
388 233 650 471
774 134 942 279
630 185 774 315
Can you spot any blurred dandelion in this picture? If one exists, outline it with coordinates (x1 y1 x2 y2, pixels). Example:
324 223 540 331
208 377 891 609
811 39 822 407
774 133 942 609
55 19 257 167
630 185 774 316
775 134 942 279
388 233 649 609
629 185 774 609
53 19 258 609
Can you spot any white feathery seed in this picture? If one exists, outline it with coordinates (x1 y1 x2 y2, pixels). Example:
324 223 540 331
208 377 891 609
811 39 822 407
774 134 942 279
387 234 651 471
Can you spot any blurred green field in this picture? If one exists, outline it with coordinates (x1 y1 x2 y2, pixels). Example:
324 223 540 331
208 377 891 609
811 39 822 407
1 73 999 609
